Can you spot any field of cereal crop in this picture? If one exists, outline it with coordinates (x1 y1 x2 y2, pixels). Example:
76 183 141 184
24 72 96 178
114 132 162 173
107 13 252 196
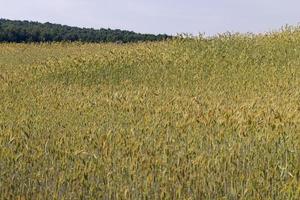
0 29 300 199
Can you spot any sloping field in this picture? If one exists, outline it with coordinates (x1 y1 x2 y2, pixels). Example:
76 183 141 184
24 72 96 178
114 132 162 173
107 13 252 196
0 30 300 199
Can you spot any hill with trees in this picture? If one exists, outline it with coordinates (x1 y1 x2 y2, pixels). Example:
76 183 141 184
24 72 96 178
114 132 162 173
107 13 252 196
0 19 171 43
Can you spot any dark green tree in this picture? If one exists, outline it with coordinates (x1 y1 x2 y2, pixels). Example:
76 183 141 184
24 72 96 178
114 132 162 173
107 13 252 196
0 19 172 43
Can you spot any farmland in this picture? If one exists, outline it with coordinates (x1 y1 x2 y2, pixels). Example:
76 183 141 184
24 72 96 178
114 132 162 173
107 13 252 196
0 30 300 199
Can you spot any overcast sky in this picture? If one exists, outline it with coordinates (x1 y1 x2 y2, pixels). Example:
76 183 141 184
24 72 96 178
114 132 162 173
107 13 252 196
1 0 299 35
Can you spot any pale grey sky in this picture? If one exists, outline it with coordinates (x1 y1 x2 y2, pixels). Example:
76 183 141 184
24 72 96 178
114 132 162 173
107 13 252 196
1 0 299 35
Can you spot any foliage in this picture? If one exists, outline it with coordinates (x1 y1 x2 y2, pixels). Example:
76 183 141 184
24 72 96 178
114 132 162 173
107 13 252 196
0 19 171 43
0 29 300 199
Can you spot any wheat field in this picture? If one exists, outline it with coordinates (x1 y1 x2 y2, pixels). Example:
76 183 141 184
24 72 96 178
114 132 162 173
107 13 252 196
0 29 300 199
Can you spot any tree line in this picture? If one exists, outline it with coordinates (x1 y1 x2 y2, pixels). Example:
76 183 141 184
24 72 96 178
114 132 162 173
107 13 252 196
0 19 171 43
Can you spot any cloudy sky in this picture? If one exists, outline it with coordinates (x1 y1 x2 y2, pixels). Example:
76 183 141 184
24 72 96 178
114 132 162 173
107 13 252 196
1 0 299 35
